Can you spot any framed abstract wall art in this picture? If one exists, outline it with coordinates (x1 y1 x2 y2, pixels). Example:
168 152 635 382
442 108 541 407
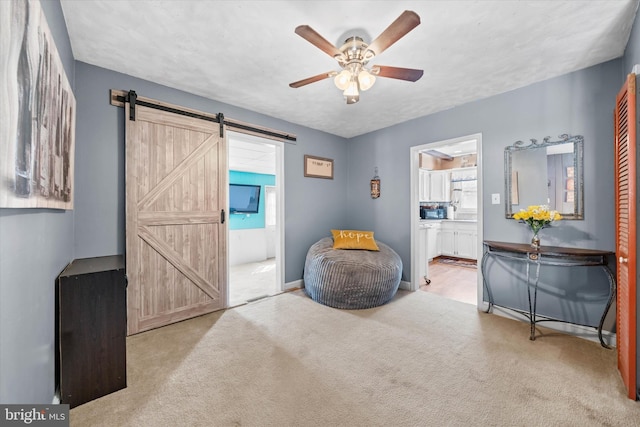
0 0 76 209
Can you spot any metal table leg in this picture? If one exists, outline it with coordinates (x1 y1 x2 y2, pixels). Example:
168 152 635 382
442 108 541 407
597 264 616 349
481 250 493 313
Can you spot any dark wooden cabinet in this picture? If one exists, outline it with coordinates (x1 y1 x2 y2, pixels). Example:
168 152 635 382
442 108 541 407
55 255 127 408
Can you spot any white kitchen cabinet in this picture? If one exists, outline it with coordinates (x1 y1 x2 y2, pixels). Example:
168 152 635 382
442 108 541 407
418 225 428 280
426 222 441 260
429 170 451 202
440 225 455 256
419 169 430 201
456 228 477 259
419 221 442 281
438 221 477 260
420 170 450 202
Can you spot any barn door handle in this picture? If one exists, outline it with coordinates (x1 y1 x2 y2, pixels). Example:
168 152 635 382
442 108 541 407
221 209 225 224
619 256 628 263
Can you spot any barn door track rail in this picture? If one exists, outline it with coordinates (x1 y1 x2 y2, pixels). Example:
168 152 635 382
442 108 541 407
110 89 297 142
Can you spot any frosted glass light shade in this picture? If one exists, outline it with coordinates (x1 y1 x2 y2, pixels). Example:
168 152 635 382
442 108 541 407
343 80 359 97
358 70 376 91
334 70 351 90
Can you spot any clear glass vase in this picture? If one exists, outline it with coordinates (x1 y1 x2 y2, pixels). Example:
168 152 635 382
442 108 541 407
531 232 540 249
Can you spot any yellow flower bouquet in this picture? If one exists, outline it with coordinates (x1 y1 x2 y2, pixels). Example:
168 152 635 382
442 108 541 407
513 205 562 248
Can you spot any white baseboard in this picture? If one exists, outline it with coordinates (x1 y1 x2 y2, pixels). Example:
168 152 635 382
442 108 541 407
485 304 616 348
398 280 412 291
285 279 303 291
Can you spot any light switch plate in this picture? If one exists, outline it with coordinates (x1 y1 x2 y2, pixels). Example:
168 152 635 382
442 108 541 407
491 193 500 204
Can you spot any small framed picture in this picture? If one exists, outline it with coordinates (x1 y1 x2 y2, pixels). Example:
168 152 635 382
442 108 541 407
304 155 334 179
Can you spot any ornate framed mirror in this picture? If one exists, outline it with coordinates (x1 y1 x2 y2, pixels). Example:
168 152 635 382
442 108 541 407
504 134 584 220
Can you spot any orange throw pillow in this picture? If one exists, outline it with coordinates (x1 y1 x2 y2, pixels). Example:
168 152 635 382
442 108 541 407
331 229 380 251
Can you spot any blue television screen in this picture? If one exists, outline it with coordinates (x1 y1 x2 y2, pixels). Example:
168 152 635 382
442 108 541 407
229 184 260 214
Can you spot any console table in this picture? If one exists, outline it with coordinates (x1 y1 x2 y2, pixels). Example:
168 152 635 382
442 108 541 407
481 240 616 348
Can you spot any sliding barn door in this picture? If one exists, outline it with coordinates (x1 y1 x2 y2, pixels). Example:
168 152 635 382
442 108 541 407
614 73 637 400
125 102 227 335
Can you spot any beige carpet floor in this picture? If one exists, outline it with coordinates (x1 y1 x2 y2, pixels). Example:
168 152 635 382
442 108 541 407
70 290 640 426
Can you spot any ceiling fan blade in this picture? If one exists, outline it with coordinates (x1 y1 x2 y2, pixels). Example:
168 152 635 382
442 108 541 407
295 25 342 58
367 10 420 57
372 65 423 82
289 71 336 88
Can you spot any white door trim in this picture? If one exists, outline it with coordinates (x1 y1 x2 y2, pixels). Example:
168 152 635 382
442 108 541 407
265 185 277 259
409 133 487 310
274 142 285 292
227 133 285 306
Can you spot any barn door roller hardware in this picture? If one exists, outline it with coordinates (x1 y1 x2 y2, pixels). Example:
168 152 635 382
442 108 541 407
111 89 296 142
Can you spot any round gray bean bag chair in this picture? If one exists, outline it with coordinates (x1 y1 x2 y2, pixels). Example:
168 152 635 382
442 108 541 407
303 237 402 309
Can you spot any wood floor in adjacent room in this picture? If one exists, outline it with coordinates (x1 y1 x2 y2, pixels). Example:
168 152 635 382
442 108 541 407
420 257 478 305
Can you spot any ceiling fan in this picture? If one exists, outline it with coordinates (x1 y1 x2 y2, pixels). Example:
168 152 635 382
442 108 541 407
289 10 424 104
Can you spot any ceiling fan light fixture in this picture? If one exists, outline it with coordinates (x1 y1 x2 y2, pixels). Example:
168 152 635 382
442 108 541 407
334 69 351 90
357 69 376 91
343 79 360 104
343 80 359 97
290 10 422 105
346 94 360 104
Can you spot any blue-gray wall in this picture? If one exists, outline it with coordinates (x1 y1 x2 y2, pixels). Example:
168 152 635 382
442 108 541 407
72 62 349 282
3 0 640 404
348 60 620 259
0 0 75 404
347 61 621 329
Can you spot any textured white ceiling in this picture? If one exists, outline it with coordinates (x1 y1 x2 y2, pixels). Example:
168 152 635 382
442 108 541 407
60 0 638 138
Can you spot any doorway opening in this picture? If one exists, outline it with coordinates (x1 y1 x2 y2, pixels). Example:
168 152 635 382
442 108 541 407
410 133 485 308
227 133 284 307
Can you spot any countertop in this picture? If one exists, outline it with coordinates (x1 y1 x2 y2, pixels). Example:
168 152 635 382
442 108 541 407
419 219 477 223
